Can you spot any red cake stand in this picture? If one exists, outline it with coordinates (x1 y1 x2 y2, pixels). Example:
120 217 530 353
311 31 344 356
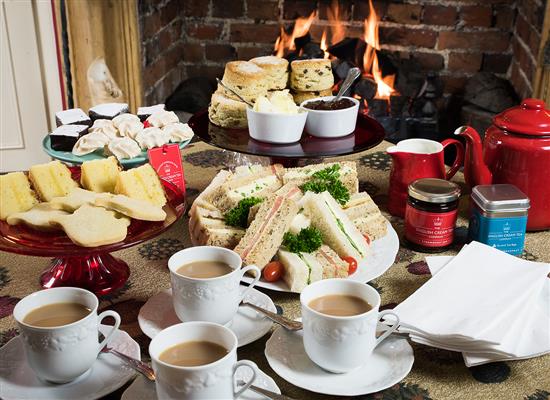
0 171 185 296
188 109 385 167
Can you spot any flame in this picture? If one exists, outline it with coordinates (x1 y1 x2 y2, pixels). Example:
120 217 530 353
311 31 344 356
327 0 345 45
320 29 329 58
274 11 316 57
362 0 395 99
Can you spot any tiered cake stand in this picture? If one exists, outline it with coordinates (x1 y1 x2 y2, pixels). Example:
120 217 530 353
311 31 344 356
0 168 186 296
188 110 385 167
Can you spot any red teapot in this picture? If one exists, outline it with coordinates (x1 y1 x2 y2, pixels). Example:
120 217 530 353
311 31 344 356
455 98 550 231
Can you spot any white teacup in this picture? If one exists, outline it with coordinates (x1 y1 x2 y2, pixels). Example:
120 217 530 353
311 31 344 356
13 287 121 383
300 279 400 373
168 246 261 325
150 322 258 399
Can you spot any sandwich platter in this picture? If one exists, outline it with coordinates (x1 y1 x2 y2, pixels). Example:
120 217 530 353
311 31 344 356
240 221 398 292
189 161 399 294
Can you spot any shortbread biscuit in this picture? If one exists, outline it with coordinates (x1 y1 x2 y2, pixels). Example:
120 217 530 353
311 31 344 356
290 59 334 91
218 61 268 103
53 204 130 247
250 56 289 90
208 92 248 129
49 188 104 212
95 194 166 221
291 88 333 105
7 203 69 231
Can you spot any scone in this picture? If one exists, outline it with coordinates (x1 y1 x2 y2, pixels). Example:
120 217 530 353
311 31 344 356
250 56 289 90
52 204 131 247
291 88 333 105
208 92 248 129
115 163 167 206
0 172 39 220
28 160 79 202
80 156 121 193
95 194 166 221
290 59 334 91
7 203 69 231
218 61 268 103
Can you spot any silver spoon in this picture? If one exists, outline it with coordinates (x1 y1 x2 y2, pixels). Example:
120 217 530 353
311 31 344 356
242 301 409 338
216 78 254 107
236 380 296 400
99 333 156 381
333 67 361 102
240 301 303 331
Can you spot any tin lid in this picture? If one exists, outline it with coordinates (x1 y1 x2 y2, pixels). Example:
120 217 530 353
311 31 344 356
471 184 530 212
408 178 461 203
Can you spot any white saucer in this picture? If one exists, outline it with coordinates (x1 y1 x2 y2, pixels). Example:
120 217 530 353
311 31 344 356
138 286 275 347
0 325 140 400
122 362 280 400
241 221 399 292
265 325 414 396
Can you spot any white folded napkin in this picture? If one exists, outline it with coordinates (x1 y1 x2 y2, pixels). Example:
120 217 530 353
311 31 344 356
395 241 549 348
425 252 550 366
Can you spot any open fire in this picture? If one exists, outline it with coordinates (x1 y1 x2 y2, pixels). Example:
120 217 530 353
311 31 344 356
273 0 397 101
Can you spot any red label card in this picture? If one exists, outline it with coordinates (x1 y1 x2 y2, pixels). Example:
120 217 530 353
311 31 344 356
148 144 185 195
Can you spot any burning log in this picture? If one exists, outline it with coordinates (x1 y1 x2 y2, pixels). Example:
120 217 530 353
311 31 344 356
302 42 324 59
354 77 377 100
327 37 366 67
294 33 311 52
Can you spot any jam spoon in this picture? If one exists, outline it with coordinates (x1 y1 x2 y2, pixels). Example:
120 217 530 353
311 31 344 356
333 67 361 102
216 78 254 107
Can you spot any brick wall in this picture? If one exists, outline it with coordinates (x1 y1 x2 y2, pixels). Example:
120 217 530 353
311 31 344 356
510 0 547 99
137 0 545 105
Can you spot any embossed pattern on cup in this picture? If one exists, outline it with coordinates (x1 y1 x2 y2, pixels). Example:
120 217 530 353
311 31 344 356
150 321 258 399
168 246 260 325
13 287 121 383
300 279 399 373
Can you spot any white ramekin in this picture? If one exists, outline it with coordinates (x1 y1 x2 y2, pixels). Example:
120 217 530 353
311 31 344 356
246 108 308 144
300 96 360 138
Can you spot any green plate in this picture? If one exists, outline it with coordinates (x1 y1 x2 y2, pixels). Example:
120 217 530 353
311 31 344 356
42 135 192 169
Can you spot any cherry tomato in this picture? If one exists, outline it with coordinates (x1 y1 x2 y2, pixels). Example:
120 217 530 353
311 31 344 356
263 261 284 282
342 256 357 275
363 234 371 245
143 120 151 128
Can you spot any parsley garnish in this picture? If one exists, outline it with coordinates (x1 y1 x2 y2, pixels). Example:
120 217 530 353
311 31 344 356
300 164 350 205
282 227 323 253
224 197 263 228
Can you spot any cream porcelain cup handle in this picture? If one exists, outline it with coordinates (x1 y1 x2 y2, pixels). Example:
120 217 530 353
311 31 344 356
239 265 261 301
375 310 400 348
233 360 258 399
97 310 121 353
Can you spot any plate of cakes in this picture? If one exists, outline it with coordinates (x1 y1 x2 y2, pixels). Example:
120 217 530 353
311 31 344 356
189 56 385 158
189 161 398 293
0 158 185 253
43 103 193 168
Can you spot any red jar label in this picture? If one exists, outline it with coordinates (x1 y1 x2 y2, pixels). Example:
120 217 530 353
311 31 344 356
405 205 457 247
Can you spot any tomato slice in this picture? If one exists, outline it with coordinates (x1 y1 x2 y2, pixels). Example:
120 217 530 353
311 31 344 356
263 261 284 282
363 234 371 245
342 256 357 275
143 120 151 128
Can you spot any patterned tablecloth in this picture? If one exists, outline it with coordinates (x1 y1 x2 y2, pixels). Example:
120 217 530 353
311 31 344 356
1 140 548 400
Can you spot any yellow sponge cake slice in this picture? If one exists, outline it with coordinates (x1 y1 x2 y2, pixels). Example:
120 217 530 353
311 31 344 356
81 156 120 193
0 172 39 220
114 163 166 206
28 160 79 202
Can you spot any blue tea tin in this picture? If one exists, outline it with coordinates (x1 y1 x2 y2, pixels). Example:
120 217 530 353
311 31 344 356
468 184 530 255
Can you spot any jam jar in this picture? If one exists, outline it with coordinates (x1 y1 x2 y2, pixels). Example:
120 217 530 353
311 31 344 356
405 178 461 252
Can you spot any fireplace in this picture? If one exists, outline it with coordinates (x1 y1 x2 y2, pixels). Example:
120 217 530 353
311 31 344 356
137 0 550 139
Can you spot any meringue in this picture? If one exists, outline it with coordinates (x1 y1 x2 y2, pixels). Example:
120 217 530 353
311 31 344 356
72 131 110 156
162 123 194 142
112 113 140 129
135 127 170 150
105 137 142 160
89 119 118 139
117 120 144 139
146 110 179 128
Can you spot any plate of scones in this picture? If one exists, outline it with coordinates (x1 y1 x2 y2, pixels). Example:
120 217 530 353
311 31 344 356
189 161 399 293
0 158 185 254
43 103 193 168
189 56 385 159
